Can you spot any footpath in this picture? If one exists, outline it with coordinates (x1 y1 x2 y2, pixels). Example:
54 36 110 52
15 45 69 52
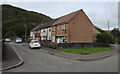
2 42 23 71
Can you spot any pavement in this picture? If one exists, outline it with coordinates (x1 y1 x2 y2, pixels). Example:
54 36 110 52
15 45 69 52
2 42 23 71
40 44 118 61
4 42 118 72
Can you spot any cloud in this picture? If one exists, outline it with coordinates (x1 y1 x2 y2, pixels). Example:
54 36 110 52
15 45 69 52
85 2 118 30
0 0 119 2
2 2 118 30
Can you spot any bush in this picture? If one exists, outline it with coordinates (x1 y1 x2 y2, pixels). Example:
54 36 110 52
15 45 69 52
96 33 114 44
116 39 120 44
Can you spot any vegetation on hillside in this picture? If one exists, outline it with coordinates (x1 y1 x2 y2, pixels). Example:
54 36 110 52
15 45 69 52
2 4 52 38
93 26 105 33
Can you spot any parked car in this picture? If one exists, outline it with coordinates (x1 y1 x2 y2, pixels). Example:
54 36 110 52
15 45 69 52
29 40 41 48
15 38 22 43
5 38 11 42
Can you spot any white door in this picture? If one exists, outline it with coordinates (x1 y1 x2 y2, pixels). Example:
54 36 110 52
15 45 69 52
52 36 55 42
57 37 60 43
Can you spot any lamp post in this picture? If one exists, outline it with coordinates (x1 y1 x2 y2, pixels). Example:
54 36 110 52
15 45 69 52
24 25 27 42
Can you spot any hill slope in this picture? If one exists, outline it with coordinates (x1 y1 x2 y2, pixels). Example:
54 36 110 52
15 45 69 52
2 4 52 38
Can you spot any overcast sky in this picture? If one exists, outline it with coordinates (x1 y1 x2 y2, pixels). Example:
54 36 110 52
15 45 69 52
1 2 118 30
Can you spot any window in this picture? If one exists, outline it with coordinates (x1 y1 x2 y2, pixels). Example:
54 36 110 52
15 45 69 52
52 26 56 32
38 30 40 33
49 37 51 40
43 29 45 32
62 24 66 32
58 26 60 31
49 29 51 32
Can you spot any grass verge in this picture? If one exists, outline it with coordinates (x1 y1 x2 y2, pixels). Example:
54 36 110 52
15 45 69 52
59 47 112 55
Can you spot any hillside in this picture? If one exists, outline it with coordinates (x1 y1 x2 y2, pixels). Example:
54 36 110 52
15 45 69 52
93 26 105 33
2 4 52 38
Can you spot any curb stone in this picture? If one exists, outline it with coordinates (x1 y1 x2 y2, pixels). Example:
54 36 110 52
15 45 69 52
1 43 24 71
40 48 118 61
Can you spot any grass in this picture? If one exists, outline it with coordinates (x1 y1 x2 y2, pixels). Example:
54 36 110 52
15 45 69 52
59 47 112 55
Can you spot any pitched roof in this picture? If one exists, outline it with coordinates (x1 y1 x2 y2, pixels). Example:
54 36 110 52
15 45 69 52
31 9 96 31
53 9 81 26
31 24 41 32
31 19 56 31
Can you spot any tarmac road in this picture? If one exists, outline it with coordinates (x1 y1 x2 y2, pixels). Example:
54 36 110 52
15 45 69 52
4 42 118 72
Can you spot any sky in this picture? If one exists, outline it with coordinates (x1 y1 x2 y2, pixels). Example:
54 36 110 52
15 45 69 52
0 2 119 30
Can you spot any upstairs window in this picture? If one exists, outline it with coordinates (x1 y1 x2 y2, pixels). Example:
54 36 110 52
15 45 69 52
43 29 45 32
49 29 51 32
62 24 66 32
52 26 56 32
58 26 60 31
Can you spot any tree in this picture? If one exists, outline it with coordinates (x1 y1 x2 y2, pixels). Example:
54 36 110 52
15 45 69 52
96 33 114 44
2 4 52 38
110 28 120 39
4 31 16 38
110 28 120 43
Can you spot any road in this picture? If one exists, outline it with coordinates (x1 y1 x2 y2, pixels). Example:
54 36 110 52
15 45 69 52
0 40 2 70
5 42 118 72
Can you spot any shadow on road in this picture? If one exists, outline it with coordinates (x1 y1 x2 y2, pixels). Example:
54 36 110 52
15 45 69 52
2 42 23 70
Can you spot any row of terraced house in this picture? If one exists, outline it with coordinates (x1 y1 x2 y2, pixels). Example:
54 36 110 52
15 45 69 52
30 9 100 44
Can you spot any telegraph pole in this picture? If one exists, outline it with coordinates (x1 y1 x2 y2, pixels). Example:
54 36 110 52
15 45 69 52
24 25 27 42
108 21 110 34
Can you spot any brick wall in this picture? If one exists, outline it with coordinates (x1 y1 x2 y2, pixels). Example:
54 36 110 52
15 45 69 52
68 10 93 43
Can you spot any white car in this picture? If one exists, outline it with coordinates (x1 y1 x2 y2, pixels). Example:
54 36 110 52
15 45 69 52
5 38 11 42
15 38 22 43
29 40 41 48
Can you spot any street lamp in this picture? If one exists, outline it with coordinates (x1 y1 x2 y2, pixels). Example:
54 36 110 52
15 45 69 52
24 25 27 42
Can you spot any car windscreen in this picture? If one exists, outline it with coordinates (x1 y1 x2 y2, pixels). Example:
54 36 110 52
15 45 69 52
17 38 22 40
32 41 39 43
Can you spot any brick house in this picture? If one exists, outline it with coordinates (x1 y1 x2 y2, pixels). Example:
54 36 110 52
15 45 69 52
51 9 99 43
31 9 100 43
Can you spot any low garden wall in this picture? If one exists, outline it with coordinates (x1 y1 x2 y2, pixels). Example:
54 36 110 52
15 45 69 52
41 41 110 49
41 41 57 49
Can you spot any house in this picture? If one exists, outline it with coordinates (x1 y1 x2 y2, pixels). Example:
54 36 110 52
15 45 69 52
51 9 99 43
34 30 41 40
40 20 56 41
31 19 56 41
30 9 100 44
30 25 41 40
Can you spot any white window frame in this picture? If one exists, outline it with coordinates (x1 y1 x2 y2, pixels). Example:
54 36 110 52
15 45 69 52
52 26 56 32
62 24 66 32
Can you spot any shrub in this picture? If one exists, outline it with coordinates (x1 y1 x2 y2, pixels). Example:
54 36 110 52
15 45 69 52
116 39 120 44
96 33 114 44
